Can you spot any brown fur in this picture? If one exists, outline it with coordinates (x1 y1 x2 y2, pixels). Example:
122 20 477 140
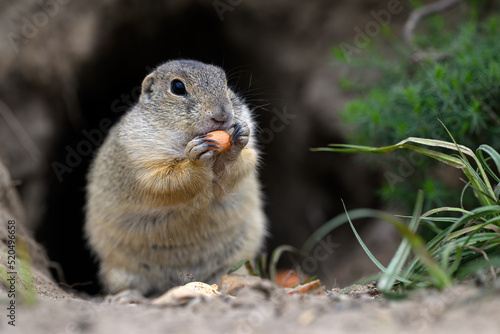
85 60 266 295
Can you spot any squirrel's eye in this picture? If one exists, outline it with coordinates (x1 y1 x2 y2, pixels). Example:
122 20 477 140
171 79 187 96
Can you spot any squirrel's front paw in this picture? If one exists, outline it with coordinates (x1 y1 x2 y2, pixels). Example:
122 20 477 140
229 122 250 151
185 136 220 162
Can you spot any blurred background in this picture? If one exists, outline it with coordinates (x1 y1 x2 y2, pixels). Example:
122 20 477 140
3 0 495 294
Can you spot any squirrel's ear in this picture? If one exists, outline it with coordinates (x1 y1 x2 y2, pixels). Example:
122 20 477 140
141 73 155 104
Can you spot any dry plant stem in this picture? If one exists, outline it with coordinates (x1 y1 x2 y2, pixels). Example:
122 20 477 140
481 102 500 126
0 98 41 162
404 0 464 45
464 245 496 278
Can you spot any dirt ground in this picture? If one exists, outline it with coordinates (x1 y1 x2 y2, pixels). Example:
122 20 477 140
3 277 500 334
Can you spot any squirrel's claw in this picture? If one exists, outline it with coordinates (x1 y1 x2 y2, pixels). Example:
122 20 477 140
199 138 219 145
229 123 243 142
228 122 250 150
185 137 219 162
196 134 213 140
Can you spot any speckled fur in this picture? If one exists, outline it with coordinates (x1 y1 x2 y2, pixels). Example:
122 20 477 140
85 60 266 295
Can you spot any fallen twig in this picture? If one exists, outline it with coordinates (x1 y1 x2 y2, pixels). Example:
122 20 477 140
404 0 464 45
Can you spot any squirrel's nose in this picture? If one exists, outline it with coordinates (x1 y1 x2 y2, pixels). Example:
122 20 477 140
211 102 233 123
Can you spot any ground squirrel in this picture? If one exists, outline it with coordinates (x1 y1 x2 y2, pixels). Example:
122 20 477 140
85 59 267 297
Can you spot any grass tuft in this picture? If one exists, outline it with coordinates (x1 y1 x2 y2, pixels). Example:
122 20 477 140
307 128 500 293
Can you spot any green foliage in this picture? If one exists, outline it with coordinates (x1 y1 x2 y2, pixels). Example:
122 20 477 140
335 13 500 210
309 132 500 294
0 237 37 305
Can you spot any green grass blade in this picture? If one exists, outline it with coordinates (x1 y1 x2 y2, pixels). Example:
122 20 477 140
390 218 452 288
403 206 494 276
342 201 411 284
438 120 496 203
443 206 500 241
314 134 498 204
460 181 471 208
301 208 381 254
378 190 425 292
458 155 497 206
446 246 463 276
439 241 456 273
421 207 472 217
446 216 500 240
476 145 500 183
438 119 469 162
314 136 476 159
426 206 500 250
311 137 464 169
456 256 500 280
269 245 306 283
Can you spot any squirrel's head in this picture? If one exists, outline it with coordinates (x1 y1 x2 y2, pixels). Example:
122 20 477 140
138 60 241 139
